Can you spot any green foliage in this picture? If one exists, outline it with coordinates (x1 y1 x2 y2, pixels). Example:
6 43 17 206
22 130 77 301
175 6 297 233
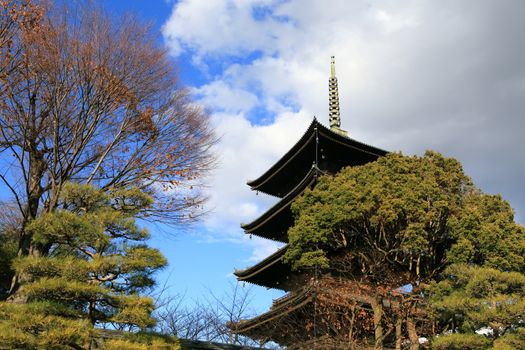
27 184 153 250
448 194 525 272
491 328 525 350
0 228 17 299
429 189 525 348
284 150 525 348
111 295 157 328
102 331 181 350
0 201 20 299
285 151 472 280
429 264 525 349
431 333 491 349
0 302 91 349
0 183 168 348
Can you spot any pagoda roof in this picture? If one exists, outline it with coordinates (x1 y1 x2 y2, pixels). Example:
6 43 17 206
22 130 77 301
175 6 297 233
247 118 387 197
229 278 427 347
233 281 375 333
229 286 315 343
229 280 374 345
241 165 321 243
234 246 299 291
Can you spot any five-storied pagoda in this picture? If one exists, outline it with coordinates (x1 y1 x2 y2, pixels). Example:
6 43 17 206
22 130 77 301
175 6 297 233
228 57 428 349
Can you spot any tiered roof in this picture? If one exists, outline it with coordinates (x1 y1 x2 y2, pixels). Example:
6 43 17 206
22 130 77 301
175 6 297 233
241 165 321 242
246 118 386 198
231 57 390 347
230 277 427 347
234 247 291 290
236 119 387 289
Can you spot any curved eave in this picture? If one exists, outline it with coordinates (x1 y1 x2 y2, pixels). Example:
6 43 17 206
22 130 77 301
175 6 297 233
247 118 388 197
234 246 293 291
241 166 320 242
246 119 318 195
230 278 428 345
316 121 388 157
234 246 286 279
230 288 314 335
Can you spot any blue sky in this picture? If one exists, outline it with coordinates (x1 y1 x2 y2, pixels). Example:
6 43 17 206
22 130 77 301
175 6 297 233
101 0 292 312
100 0 525 315
6 0 525 316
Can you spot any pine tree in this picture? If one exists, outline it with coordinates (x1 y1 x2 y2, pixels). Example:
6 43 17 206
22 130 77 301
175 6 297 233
0 202 19 299
430 194 525 349
430 265 525 350
0 183 179 349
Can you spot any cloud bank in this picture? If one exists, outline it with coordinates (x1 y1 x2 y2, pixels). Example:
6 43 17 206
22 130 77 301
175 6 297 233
162 0 525 261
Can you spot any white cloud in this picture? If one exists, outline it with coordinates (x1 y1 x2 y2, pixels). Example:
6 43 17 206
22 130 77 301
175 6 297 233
374 9 420 34
162 0 290 57
201 110 311 235
162 0 525 261
194 81 259 113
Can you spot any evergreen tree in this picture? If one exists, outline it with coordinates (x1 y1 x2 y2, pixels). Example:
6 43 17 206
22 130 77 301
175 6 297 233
284 151 525 348
430 194 525 349
430 265 525 350
0 202 19 299
284 151 473 281
0 183 179 349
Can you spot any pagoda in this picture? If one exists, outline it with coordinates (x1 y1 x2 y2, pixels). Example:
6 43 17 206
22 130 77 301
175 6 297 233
228 58 434 349
234 57 386 293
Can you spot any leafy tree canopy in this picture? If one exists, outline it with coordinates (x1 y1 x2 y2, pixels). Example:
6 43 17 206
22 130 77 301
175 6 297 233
285 152 525 279
447 193 525 272
284 151 525 348
430 264 525 349
0 183 178 349
285 151 467 280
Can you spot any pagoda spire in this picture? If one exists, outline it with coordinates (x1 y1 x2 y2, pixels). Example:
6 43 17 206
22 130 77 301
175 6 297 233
328 56 348 136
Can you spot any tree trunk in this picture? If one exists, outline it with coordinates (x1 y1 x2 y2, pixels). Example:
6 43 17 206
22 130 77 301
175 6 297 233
395 315 403 350
7 147 46 300
371 295 383 350
407 314 419 350
348 305 356 348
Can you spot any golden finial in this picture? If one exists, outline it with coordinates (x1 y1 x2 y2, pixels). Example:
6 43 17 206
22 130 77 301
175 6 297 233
328 56 347 136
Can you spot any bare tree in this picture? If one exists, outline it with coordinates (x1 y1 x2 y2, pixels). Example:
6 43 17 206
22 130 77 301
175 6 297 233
0 200 21 233
0 1 216 299
157 298 221 341
156 282 280 348
0 0 43 87
205 282 256 345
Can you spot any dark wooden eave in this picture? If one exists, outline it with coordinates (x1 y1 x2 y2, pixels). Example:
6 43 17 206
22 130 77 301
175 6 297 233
229 279 423 347
246 118 388 198
229 286 315 342
234 246 298 291
241 165 321 243
230 282 373 339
